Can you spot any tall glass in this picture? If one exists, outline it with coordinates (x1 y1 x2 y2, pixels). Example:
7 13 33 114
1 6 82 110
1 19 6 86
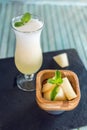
11 14 44 91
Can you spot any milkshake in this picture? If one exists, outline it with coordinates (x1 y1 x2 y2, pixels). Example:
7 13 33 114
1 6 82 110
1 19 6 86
12 13 44 91
12 16 43 75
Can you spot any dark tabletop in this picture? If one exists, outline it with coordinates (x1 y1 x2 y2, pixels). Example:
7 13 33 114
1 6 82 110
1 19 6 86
0 49 87 130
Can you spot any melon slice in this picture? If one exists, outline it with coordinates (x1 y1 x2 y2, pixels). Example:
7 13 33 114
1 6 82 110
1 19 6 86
61 77 77 100
42 83 55 93
43 86 67 101
53 53 69 68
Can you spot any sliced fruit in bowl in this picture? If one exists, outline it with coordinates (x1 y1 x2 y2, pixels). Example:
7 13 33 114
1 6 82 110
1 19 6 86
43 86 67 101
42 70 77 101
36 69 81 114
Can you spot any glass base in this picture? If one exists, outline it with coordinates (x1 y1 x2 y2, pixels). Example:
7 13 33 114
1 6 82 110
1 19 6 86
17 74 35 91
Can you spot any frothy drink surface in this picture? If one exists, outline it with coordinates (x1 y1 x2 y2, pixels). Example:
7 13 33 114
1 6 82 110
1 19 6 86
14 18 43 32
14 18 43 74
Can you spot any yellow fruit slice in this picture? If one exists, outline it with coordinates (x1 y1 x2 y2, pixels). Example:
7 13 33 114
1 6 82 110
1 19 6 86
53 53 69 68
54 87 67 101
43 90 52 100
61 77 77 100
42 82 55 93
43 86 67 101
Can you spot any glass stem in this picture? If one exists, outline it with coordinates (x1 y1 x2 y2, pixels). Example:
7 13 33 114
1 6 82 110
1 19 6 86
24 74 34 81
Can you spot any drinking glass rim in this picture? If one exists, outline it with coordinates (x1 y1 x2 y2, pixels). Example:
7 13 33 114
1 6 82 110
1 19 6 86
11 13 44 33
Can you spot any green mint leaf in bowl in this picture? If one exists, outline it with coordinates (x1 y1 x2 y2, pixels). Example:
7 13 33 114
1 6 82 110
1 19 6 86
21 12 31 23
56 78 63 85
51 86 59 101
47 79 56 84
55 70 62 80
47 70 63 86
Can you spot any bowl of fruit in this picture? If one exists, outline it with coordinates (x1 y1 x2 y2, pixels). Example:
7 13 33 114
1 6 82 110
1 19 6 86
36 69 81 115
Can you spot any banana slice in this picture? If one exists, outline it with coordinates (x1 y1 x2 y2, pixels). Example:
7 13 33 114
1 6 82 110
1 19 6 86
53 53 69 68
61 77 77 100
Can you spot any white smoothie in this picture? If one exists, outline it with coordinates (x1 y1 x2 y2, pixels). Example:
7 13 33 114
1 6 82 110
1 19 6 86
13 18 43 74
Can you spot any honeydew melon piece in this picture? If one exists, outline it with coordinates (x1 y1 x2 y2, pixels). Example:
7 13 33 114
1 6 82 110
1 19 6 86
54 87 67 101
43 90 52 101
42 83 55 93
53 53 69 68
43 86 67 101
61 77 77 100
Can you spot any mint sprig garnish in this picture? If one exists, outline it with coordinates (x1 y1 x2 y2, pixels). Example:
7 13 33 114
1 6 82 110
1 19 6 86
47 70 63 86
14 21 24 27
14 12 31 27
21 12 31 23
47 70 63 101
51 86 60 101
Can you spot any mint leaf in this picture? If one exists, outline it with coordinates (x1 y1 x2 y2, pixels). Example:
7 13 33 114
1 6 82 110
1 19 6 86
57 77 63 84
51 86 59 100
47 79 56 84
14 22 24 27
47 70 63 85
14 12 31 27
55 70 61 80
21 12 31 23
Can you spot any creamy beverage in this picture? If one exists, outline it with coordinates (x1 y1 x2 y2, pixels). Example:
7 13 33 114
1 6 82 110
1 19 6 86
12 13 44 91
13 18 43 74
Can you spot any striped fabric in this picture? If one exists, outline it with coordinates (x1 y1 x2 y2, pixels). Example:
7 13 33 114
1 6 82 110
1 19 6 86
0 2 87 70
0 2 87 129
